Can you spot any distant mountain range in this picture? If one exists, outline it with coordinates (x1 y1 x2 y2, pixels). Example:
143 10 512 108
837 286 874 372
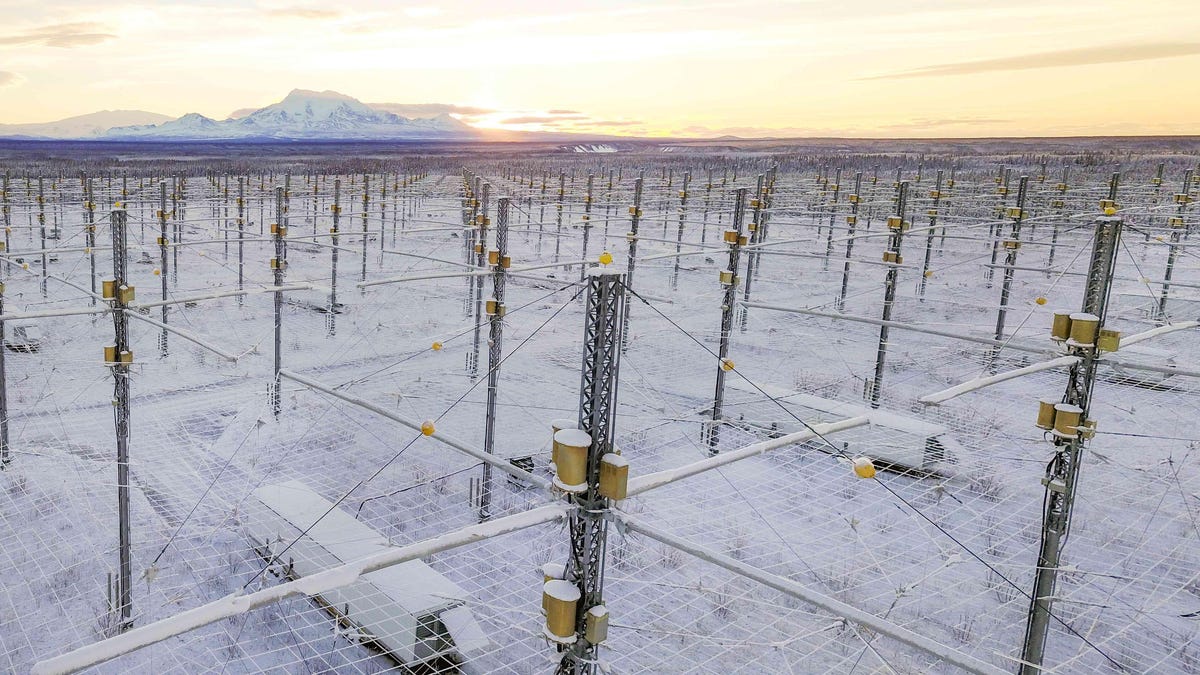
0 90 507 141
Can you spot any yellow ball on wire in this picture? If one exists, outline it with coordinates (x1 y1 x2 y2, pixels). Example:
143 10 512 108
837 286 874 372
431 341 443 352
1035 296 1047 305
598 251 613 266
421 419 436 436
853 456 876 479
720 358 735 372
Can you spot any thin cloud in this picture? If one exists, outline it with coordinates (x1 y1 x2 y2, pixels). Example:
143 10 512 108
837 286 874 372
0 71 18 87
265 7 342 20
499 115 573 125
0 22 116 48
865 41 1200 79
590 120 643 127
547 109 581 115
880 117 1013 130
370 102 496 116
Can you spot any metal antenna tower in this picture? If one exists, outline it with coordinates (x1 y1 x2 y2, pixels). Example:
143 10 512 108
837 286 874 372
1021 179 1123 673
557 265 625 675
866 181 910 408
109 208 134 631
706 188 748 455
480 197 509 522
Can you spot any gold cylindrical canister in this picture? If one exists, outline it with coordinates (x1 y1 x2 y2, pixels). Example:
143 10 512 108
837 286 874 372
1036 399 1057 430
1053 404 1082 437
544 580 581 639
1050 312 1072 341
554 429 591 490
1069 312 1099 346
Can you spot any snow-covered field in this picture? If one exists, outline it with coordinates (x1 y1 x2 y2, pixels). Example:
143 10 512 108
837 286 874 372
0 149 1197 674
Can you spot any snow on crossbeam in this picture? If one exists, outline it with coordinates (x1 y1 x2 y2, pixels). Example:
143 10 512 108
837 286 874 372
31 504 568 675
920 356 1079 406
920 321 1199 405
627 416 870 497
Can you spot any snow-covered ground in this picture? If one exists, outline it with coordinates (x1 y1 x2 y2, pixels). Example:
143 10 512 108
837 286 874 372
0 154 1197 674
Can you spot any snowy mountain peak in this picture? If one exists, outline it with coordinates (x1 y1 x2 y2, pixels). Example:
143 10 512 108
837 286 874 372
100 90 481 140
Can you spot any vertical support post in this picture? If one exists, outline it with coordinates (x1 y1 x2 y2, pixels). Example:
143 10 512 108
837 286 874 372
236 177 245 305
538 173 547 253
701 168 713 244
0 279 8 468
918 170 944 300
738 175 765 331
1158 169 1192 321
987 167 1011 285
866 181 909 408
1047 166 1070 272
556 266 625 675
171 178 180 284
580 174 594 280
864 165 879 230
554 172 566 263
157 184 169 357
706 188 748 455
328 178 341 336
85 176 97 304
1 172 9 256
108 208 133 632
38 176 47 297
823 168 842 270
991 176 1030 359
838 172 864 311
620 173 644 353
480 198 510 522
271 187 285 418
469 183 491 380
1020 206 1123 674
360 174 369 286
670 172 691 289
1147 162 1166 242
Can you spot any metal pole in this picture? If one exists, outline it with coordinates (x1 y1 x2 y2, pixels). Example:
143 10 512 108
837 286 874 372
739 175 765 331
1047 166 1070 272
1158 169 1193 320
866 181 909 408
470 183 491 380
1020 204 1123 674
237 177 245 305
554 172 565 263
581 174 594 280
360 174 369 286
329 179 341 336
109 208 133 632
38 177 47 297
0 280 8 468
990 176 1030 366
85 177 97 305
2 172 9 257
157 184 169 358
480 198 509 522
557 266 625 675
707 188 748 455
670 172 690 289
823 168 842 270
838 172 864 311
918 170 944 300
987 167 1010 285
620 174 644 353
271 187 285 418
